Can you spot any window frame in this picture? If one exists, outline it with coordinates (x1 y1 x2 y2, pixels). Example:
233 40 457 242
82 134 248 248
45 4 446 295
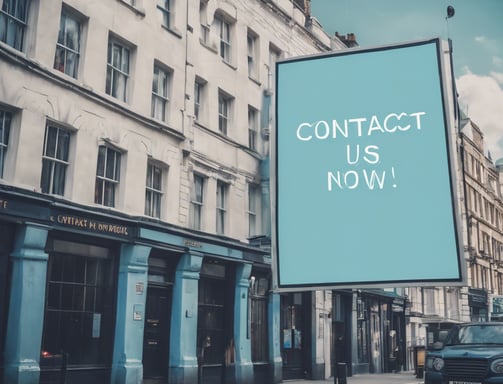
41 124 71 196
106 37 131 102
54 8 82 78
190 173 204 230
95 145 121 207
247 30 259 79
145 160 164 218
151 63 171 122
217 15 231 63
248 106 258 151
216 180 227 235
248 184 259 237
0 0 30 51
218 90 233 135
0 109 12 179
157 0 172 29
194 77 206 123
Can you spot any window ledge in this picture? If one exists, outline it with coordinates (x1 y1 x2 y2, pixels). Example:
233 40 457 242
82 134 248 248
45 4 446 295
117 0 146 17
161 25 182 39
200 39 218 54
222 59 237 71
248 76 261 87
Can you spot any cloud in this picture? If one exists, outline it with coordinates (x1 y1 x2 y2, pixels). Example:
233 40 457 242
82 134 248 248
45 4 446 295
456 72 503 161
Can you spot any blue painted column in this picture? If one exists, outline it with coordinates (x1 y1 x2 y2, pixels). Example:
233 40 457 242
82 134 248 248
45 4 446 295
4 223 49 384
111 244 151 384
268 292 283 383
169 251 203 384
233 263 254 384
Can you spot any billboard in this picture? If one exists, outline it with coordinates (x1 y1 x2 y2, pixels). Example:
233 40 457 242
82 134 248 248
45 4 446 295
273 38 465 290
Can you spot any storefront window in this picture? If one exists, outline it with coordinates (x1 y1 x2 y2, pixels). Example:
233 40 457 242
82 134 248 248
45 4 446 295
41 239 116 366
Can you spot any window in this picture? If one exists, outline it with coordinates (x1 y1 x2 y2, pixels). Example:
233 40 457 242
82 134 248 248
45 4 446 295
190 174 204 230
54 9 81 78
0 0 29 51
248 184 259 237
247 31 258 79
41 125 71 196
145 161 163 218
106 38 130 102
199 1 209 45
95 145 121 207
157 0 172 29
0 110 11 179
248 106 258 151
41 240 115 366
151 64 170 122
216 181 227 235
218 90 232 135
194 77 206 122
217 15 231 62
423 288 437 315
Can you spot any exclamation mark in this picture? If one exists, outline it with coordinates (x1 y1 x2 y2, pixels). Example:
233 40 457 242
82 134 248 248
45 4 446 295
391 167 397 188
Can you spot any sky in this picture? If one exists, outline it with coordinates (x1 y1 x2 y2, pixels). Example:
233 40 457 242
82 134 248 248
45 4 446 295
311 0 503 161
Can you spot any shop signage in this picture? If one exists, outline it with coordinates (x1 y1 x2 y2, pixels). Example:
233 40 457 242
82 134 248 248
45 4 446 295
0 192 134 239
274 38 465 290
50 210 134 239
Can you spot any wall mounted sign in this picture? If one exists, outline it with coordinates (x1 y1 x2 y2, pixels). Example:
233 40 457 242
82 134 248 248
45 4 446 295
273 38 465 290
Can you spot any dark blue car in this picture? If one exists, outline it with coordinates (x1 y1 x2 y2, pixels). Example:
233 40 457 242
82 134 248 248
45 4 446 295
425 322 503 384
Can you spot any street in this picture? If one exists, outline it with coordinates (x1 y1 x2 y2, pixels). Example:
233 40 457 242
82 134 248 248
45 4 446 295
285 371 424 384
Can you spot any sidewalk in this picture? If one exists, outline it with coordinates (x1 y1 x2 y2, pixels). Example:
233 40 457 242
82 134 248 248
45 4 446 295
284 371 424 384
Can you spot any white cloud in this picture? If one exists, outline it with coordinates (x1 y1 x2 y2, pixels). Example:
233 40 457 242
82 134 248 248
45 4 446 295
457 72 503 161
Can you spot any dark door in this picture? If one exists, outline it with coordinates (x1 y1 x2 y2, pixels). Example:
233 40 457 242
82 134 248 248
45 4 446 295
281 292 310 380
143 285 172 379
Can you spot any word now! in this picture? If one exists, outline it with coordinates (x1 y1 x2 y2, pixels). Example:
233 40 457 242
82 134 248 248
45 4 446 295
328 168 396 191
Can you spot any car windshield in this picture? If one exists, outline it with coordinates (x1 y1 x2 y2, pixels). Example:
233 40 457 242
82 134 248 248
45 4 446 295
446 324 503 345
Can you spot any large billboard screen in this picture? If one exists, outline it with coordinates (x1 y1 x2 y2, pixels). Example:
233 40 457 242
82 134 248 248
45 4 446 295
274 38 465 290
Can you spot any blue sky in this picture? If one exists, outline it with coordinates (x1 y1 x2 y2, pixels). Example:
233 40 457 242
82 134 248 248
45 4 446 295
311 0 503 160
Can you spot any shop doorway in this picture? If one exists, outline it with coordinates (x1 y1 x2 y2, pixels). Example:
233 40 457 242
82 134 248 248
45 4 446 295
197 259 234 384
143 255 176 383
143 285 172 381
281 292 311 380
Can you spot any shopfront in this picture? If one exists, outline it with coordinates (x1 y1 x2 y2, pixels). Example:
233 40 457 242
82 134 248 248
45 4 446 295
353 290 396 375
469 287 488 322
1 186 275 384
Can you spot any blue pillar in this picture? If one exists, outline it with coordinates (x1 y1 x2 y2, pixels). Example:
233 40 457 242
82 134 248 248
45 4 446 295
233 263 254 384
169 251 203 384
268 293 283 383
111 244 151 384
4 223 49 384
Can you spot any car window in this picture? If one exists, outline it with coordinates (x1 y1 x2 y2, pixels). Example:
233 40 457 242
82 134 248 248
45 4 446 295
450 325 503 345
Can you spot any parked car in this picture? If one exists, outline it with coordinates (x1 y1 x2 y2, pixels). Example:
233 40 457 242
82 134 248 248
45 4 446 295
425 322 503 384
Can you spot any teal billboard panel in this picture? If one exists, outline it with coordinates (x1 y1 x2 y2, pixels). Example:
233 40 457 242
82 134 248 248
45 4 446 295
274 38 464 290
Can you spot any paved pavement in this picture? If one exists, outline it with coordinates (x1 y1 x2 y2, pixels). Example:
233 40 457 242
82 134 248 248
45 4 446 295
284 371 424 384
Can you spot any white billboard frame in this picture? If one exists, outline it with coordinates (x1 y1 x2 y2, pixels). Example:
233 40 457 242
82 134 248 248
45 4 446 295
272 37 467 292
